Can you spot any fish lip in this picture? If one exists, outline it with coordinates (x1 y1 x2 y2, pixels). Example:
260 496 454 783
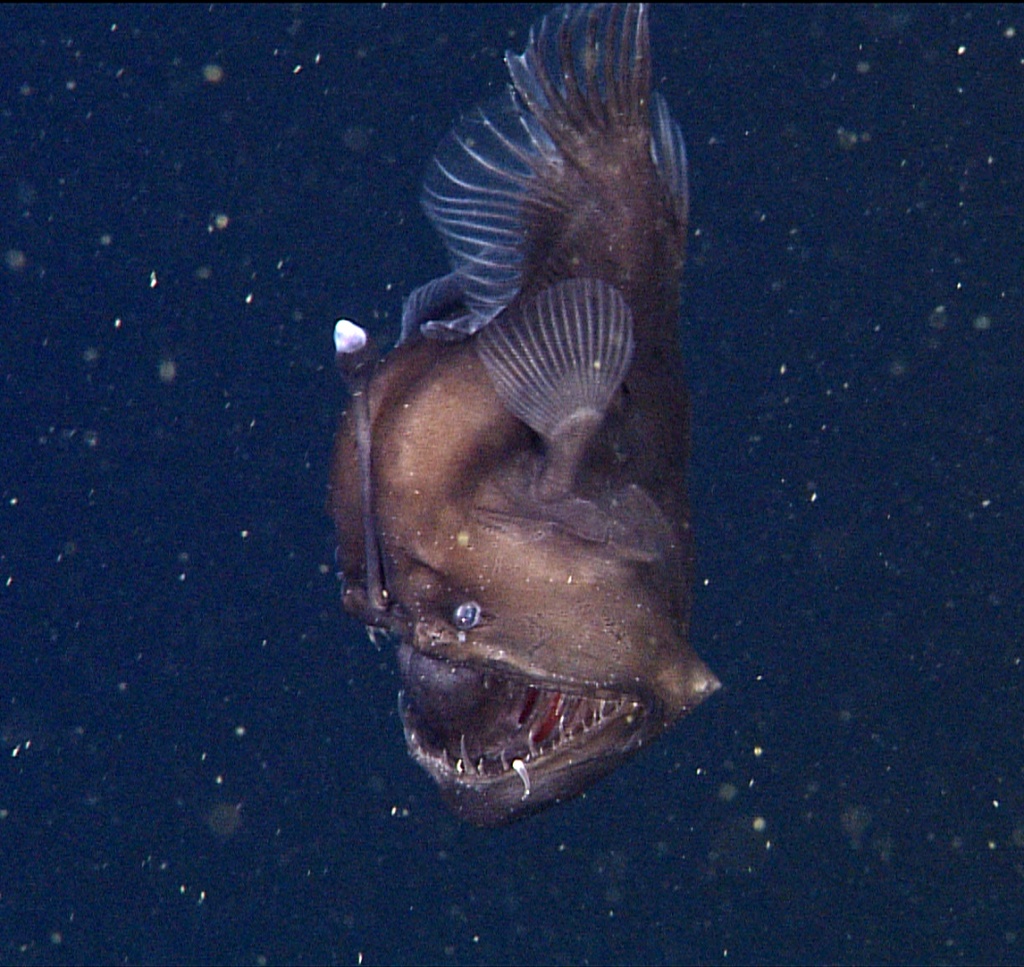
396 647 660 795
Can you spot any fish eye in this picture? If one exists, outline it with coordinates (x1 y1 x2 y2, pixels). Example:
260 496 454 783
452 600 482 630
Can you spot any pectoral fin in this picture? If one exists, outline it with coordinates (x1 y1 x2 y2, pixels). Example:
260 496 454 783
480 483 674 564
475 277 634 499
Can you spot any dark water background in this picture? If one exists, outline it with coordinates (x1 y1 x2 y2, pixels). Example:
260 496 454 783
2 4 1022 964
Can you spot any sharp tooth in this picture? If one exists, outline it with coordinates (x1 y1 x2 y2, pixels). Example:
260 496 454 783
500 749 509 772
460 733 470 765
511 758 531 800
477 758 485 775
528 731 539 757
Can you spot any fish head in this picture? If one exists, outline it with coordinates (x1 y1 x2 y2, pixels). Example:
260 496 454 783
395 519 719 824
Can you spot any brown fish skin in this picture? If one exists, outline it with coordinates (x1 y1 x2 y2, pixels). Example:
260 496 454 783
328 3 719 825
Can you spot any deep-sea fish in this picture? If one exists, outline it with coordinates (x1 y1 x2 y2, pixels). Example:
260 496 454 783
329 3 719 825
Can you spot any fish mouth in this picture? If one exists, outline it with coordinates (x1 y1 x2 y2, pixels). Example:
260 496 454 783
396 644 651 823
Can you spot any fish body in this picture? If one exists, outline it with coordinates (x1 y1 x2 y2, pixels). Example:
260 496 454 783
330 3 718 825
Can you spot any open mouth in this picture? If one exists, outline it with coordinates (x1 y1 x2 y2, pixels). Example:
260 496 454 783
397 644 645 785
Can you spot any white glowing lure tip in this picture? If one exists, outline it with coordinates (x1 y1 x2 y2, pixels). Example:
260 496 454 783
334 318 368 356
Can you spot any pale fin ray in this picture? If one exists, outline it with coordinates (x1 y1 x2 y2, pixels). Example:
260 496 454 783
476 278 635 497
414 5 688 341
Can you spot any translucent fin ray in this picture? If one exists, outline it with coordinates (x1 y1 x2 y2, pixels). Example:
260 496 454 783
475 277 634 442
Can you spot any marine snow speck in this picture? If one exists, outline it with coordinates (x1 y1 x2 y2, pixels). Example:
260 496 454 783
329 3 719 826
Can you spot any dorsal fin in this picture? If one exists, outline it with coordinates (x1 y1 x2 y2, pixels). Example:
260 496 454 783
414 4 688 342
506 3 652 140
475 277 634 498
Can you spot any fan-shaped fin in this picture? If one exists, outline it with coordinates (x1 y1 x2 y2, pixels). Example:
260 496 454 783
412 5 688 343
476 278 634 498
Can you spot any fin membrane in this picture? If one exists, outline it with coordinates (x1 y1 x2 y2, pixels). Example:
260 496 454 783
421 95 555 336
415 4 688 341
479 483 673 564
476 278 634 496
400 272 474 344
507 4 689 223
